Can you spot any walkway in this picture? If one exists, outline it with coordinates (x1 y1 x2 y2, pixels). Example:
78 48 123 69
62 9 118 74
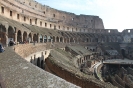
93 62 103 81
103 59 133 64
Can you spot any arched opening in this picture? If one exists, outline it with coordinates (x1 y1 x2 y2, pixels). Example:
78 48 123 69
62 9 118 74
54 25 56 30
47 36 52 42
30 19 32 25
80 58 82 64
34 58 36 65
44 35 47 43
70 38 74 43
56 36 59 42
17 30 22 43
64 37 67 43
28 33 32 43
79 38 82 43
0 25 6 45
33 34 38 42
95 38 98 42
121 49 126 58
37 57 40 67
8 26 15 42
74 38 77 43
23 31 27 43
52 36 55 42
84 57 86 62
41 60 44 69
67 38 70 43
30 59 34 64
77 59 79 66
86 38 89 42
39 35 43 43
60 37 63 42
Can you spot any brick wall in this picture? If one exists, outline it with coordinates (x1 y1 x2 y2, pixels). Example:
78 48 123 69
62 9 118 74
14 43 47 58
45 58 107 88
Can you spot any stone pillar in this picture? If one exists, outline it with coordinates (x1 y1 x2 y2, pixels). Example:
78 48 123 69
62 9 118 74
41 52 44 60
84 57 85 63
34 55 36 65
47 37 49 42
58 38 60 42
54 37 56 42
31 34 33 42
69 38 70 44
86 56 88 61
62 38 64 43
38 34 40 43
21 34 23 42
42 36 44 43
15 32 17 43
5 34 8 47
74 39 75 43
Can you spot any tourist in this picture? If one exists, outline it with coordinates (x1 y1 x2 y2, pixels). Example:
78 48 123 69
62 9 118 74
9 39 14 46
0 44 5 53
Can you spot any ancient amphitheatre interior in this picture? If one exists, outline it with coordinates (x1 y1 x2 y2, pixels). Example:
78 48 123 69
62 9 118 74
0 0 133 88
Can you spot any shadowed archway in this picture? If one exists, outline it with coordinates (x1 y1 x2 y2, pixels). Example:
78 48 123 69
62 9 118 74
41 60 44 69
17 30 22 43
0 25 6 45
23 31 27 43
37 57 40 67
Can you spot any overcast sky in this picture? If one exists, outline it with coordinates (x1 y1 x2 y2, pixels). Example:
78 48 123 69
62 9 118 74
35 0 133 32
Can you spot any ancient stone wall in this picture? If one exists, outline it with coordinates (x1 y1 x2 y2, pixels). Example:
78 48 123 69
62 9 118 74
45 57 116 88
45 58 102 88
0 0 105 32
115 75 125 87
111 77 124 88
127 67 133 76
14 43 47 58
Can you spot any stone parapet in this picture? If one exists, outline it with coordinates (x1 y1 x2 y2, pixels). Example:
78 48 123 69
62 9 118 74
0 47 80 88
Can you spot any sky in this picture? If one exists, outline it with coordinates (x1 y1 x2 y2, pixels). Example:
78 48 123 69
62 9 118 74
35 0 133 32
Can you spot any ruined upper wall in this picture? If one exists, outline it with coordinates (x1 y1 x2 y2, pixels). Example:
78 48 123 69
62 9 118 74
0 0 105 32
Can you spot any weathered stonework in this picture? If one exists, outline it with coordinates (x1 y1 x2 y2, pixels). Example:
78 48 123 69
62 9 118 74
1 0 133 88
0 47 80 88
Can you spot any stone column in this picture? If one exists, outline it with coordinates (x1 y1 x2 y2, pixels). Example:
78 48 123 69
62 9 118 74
38 34 40 43
31 34 33 42
15 32 17 43
5 33 8 47
58 38 60 42
54 37 56 43
21 34 23 42
42 36 44 43
47 36 49 43
74 39 75 43
69 38 70 44
34 55 36 65
62 38 64 43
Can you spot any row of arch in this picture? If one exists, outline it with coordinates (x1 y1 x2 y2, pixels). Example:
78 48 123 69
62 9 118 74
30 57 44 69
77 55 91 67
0 24 123 46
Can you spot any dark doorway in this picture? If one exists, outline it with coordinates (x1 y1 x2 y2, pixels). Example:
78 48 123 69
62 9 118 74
95 38 98 42
37 57 40 67
121 49 126 58
17 30 22 43
41 60 44 69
